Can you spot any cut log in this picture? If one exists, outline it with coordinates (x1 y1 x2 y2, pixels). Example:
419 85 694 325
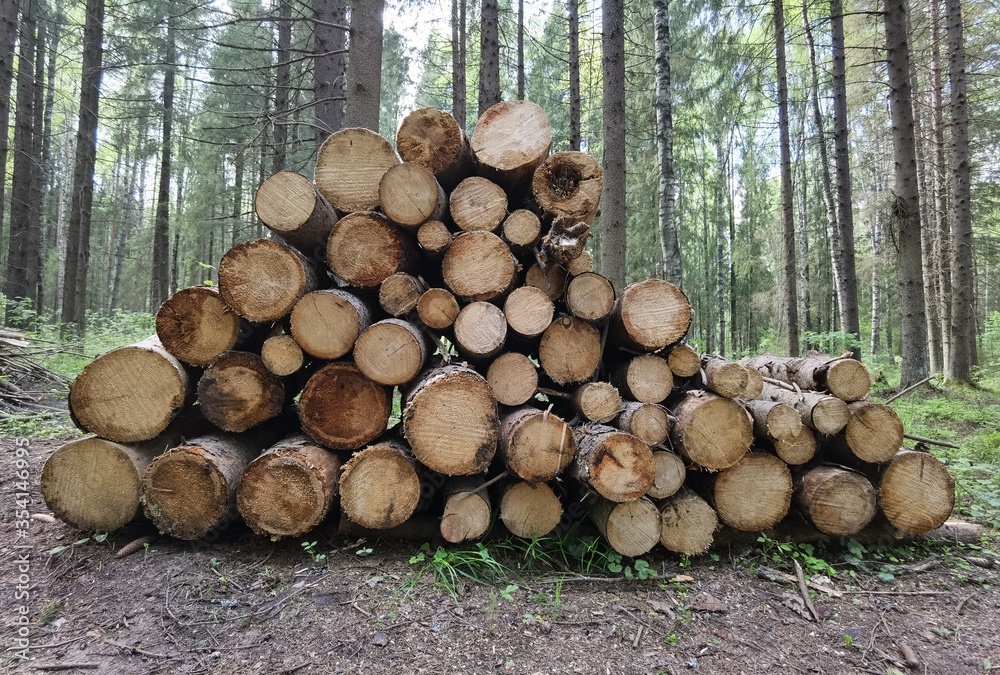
487 352 538 407
760 382 850 436
836 401 905 464
541 219 591 266
879 450 955 534
565 272 615 323
741 351 872 402
197 351 285 432
532 151 603 225
449 176 508 232
500 406 577 482
538 315 601 385
743 399 803 442
254 171 337 254
658 489 718 555
525 260 567 302
702 356 749 398
339 439 421 529
647 450 686 500
742 365 764 398
609 279 693 352
796 465 877 536
379 162 447 228
290 289 371 360
326 211 412 288
218 238 317 322
503 285 554 340
354 319 430 386
616 401 672 446
571 381 622 423
471 100 552 193
589 496 660 557
440 476 491 543
566 249 594 276
665 343 702 378
314 127 400 212
416 219 452 259
298 362 391 450
453 302 508 361
500 481 563 538
416 288 460 330
610 354 674 404
670 391 752 470
379 273 427 318
155 286 242 367
711 453 793 531
236 434 342 540
501 209 541 251
772 425 817 465
69 336 191 443
572 424 655 502
395 107 474 191
441 231 517 302
260 334 305 377
402 364 499 475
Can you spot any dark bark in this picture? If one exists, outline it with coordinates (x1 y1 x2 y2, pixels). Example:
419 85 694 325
715 138 726 356
313 0 346 143
345 0 384 131
568 0 580 150
516 0 524 100
654 0 680 287
930 0 952 370
775 0 799 355
479 0 500 115
150 8 175 309
451 0 467 129
232 149 244 246
600 0 626 293
273 0 292 173
0 0 17 256
29 18 45 311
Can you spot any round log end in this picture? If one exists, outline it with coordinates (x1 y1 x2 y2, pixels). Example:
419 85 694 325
487 352 538 407
379 273 426 318
798 467 877 536
811 396 851 436
326 211 408 288
538 315 601 386
441 231 517 303
501 209 542 249
612 279 693 352
620 354 674 403
843 402 905 463
706 361 748 399
825 358 872 401
471 100 553 190
417 288 460 330
503 285 555 339
879 450 955 534
417 219 452 257
254 171 318 233
355 319 428 386
260 335 305 377
454 302 508 361
299 362 391 450
449 176 508 232
573 381 622 423
672 393 752 470
764 402 804 441
339 443 420 529
379 162 443 227
666 343 702 378
141 446 229 541
197 352 285 432
647 451 686 500
501 408 577 482
619 402 672 445
531 151 603 223
290 289 369 360
396 107 469 181
773 425 817 465
565 272 615 323
315 127 400 212
601 498 660 557
524 261 567 302
713 453 792 531
500 481 563 538
218 239 312 322
155 286 241 366
659 490 718 556
577 427 655 502
441 490 491 543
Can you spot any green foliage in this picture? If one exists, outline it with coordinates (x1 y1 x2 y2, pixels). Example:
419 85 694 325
801 330 864 355
49 533 108 556
406 542 507 596
301 540 327 564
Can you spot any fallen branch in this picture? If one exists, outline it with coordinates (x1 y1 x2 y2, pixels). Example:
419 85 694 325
904 433 960 449
883 376 934 405
792 559 820 622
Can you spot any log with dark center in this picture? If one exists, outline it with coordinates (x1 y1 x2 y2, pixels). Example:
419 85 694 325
197 351 285 432
298 362 391 451
532 151 603 225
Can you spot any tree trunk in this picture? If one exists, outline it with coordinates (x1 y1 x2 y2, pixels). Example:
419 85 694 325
715 139 726 355
231 148 244 244
500 407 576 482
654 0 680 287
218 238 317 322
775 0 799 356
339 439 421 529
290 288 372 359
567 0 581 150
451 0 467 129
197 351 286 432
344 0 383 131
28 19 45 312
516 0 525 99
254 171 338 255
670 391 752 470
572 424 655 502
0 0 18 256
478 0 500 115
150 8 175 309
272 0 292 173
870 207 884 355
600 0 626 293
155 286 243 366
930 0 952 371
313 0 346 143
299 362 391 451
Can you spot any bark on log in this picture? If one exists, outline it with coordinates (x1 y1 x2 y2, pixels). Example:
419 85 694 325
760 382 850 436
416 220 452 259
290 289 371 360
487 352 538 406
647 450 686 500
441 231 517 302
69 336 191 443
610 354 674 403
742 351 872 402
503 285 554 340
379 162 447 228
440 476 491 543
538 315 601 385
260 334 305 377
571 381 622 423
501 209 541 251
339 439 421 529
453 301 507 361
254 171 337 254
670 391 752 470
711 453 793 531
588 496 660 557
702 356 749 399
525 260 567 302
417 288 460 330
197 351 286 432
379 273 427 318
218 239 317 322
658 489 718 555
572 424 655 502
532 151 603 225
566 249 594 276
500 480 563 538
449 176 508 232
565 272 615 323
396 107 474 191
609 280 693 352
155 286 242 367
471 100 552 194
835 401 905 464
665 343 702 378
315 127 400 212
299 362 391 450
326 211 412 288
772 425 817 465
878 449 954 535
354 319 430 386
500 406 577 482
743 399 803 442
541 219 592 267
796 465 877 536
616 401 672 445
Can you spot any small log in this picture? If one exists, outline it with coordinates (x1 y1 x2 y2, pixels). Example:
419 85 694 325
236 433 342 540
500 481 563 538
879 450 955 535
541 219 591 267
835 401 905 464
611 354 674 404
487 352 538 406
299 362 391 450
566 249 594 276
416 219 452 259
218 239 317 322
565 272 615 323
647 450 686 500
402 364 499 475
260 334 305 377
670 391 752 470
538 315 602 385
254 171 337 254
658 489 718 555
760 382 850 436
453 302 507 361
532 151 603 225
501 209 541 251
441 231 518 302
339 439 421 529
416 288 460 330
773 425 817 465
711 452 793 531
449 176 508 232
571 381 622 423
379 273 427 318
155 286 242 367
503 285 554 340
742 365 764 398
395 107 474 191
500 406 577 482
379 162 447 228
796 465 877 536
315 127 400 212
525 260 567 302
197 351 285 432
354 319 430 386
326 211 413 288
471 100 552 194
702 356 749 399
588 496 660 557
665 343 702 378
572 424 655 502
69 336 191 443
742 351 872 402
609 279 693 352
743 399 803 442
616 401 672 446
290 289 372 360
440 476 491 543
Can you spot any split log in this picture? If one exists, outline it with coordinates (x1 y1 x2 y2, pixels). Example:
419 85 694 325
541 219 591 267
647 450 686 500
416 219 452 259
326 211 413 288
572 424 655 502
298 362 391 450
69 336 191 443
402 364 499 475
835 401 905 464
670 391 753 470
260 334 305 377
702 356 749 399
760 382 850 436
525 260 567 302
487 352 538 407
449 176 508 232
571 381 622 423
538 315 602 385
665 343 702 378
879 450 955 534
416 288 460 330
315 127 400 212
532 151 603 225
500 481 563 538
565 272 615 323
742 351 872 402
254 171 337 254
588 496 660 557
197 351 285 432
616 401 672 446
501 209 541 251
236 434 342 540
441 231 517 302
379 273 427 318
658 489 718 555
796 465 877 536
379 162 447 228
453 302 507 361
503 285 554 340
354 319 430 386
290 289 371 360
471 100 552 193
500 406 577 482
155 286 242 367
339 439 421 529
440 476 491 543
218 239 317 322
395 107 474 191
610 354 673 404
743 399 803 442
711 453 792 531
772 425 817 466
609 279 693 352
566 249 594 276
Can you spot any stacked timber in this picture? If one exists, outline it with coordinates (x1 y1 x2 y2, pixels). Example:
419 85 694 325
42 101 954 559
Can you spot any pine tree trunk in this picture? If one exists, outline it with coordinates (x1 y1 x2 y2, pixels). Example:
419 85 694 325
345 0 383 131
715 139 726 355
28 19 45 312
930 0 952 370
313 0 346 142
0 0 17 254
451 0 467 130
775 0 799 356
567 0 581 151
600 0 626 293
654 0 680 287
516 0 524 99
272 0 292 173
478 0 500 115
150 8 175 309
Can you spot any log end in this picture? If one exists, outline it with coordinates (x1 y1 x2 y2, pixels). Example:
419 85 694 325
659 490 718 556
197 352 285 433
713 453 792 531
612 280 693 352
141 446 229 541
254 171 318 233
811 396 851 436
237 448 337 540
798 467 877 536
880 450 955 534
339 443 421 530
500 481 563 538
487 352 539 407
299 362 391 450
155 286 241 367
646 451 686 500
825 358 872 401
843 402 905 463
672 393 752 471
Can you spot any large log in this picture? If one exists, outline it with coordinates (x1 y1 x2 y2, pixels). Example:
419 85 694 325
711 453 793 531
197 351 285 432
326 211 412 288
835 401 905 464
571 381 621 423
395 107 474 191
471 100 552 194
487 352 538 406
416 288 460 330
449 176 508 232
315 127 400 212
609 280 693 352
379 162 447 228
616 401 672 445
236 434 342 540
743 399 803 442
796 465 877 536
702 356 749 399
503 285 554 340
760 382 850 436
416 220 452 259
572 424 655 502
742 351 872 402
402 364 499 475
670 391 752 470
260 333 305 377
532 151 603 225
440 476 491 543
647 450 686 500
879 450 955 534
339 439 421 529
538 315 602 385
379 273 427 318
501 209 541 251
588 496 660 557
155 286 242 367
453 302 507 361
298 362 391 450
500 481 563 538
500 406 577 482
69 336 191 443
218 239 317 322
610 354 674 404
658 489 718 556
565 272 615 323
254 171 337 254
354 319 430 386
525 260 567 302
290 289 371 360
665 343 702 378
441 231 517 302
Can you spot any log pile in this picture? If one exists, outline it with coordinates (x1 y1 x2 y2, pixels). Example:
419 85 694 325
41 102 955 559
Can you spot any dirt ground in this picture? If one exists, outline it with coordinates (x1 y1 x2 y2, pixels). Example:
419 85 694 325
1 437 998 675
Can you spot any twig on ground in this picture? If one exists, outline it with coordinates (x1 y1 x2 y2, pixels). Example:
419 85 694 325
34 664 101 671
903 433 960 449
884 376 935 405
957 593 975 615
792 559 820 622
